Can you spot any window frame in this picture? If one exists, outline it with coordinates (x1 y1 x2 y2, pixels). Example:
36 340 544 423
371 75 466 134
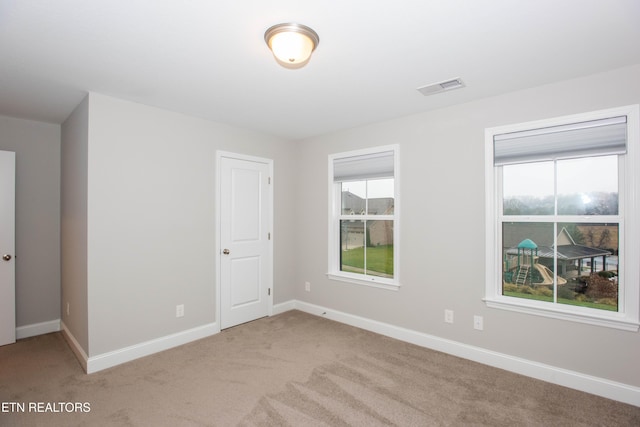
327 144 400 290
485 105 640 331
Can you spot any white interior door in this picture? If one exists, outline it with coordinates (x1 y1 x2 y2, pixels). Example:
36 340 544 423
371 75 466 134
219 154 272 329
0 150 16 346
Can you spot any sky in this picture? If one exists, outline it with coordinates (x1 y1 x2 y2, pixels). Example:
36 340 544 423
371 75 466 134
502 155 618 198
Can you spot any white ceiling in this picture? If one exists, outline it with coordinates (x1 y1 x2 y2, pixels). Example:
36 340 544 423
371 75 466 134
1 0 639 140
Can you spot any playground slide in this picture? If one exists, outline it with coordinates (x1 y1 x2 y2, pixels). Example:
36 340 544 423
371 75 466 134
533 264 567 285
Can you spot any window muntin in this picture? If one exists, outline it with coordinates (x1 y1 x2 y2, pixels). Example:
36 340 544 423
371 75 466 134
329 145 399 288
486 105 639 331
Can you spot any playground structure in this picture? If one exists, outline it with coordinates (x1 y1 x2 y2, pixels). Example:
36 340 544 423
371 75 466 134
504 238 567 286
508 262 568 286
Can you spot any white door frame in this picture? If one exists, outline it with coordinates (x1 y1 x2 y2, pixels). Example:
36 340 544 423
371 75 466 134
215 151 273 331
0 150 16 346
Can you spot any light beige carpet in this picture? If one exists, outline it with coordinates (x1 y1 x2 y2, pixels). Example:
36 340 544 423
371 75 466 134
1 310 639 426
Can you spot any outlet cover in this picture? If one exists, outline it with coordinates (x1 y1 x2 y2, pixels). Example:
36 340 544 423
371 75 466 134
444 309 454 324
305 281 311 292
474 315 483 330
176 304 185 318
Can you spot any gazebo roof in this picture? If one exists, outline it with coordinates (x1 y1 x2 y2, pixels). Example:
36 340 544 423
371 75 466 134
506 244 612 260
504 223 612 262
517 239 538 249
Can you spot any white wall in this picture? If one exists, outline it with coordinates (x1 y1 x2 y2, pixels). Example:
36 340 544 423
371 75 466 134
0 115 60 330
80 93 295 356
294 64 640 388
61 97 90 352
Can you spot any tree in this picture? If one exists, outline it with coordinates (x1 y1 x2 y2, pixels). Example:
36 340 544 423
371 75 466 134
597 228 611 248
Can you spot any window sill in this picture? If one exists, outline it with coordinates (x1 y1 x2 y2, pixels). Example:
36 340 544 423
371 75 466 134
483 297 639 332
327 273 400 291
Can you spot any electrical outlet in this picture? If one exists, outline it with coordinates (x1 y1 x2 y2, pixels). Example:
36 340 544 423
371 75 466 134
474 315 483 330
66 302 70 316
305 281 311 292
444 309 454 324
176 304 184 318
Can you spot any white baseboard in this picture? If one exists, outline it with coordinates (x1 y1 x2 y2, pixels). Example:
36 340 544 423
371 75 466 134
61 321 219 374
61 322 89 372
60 303 291 374
16 319 61 339
287 299 640 408
60 301 289 374
62 302 291 374
86 323 219 374
56 300 639 406
273 300 296 315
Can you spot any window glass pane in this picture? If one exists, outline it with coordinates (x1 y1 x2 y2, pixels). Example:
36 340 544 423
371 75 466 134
365 220 394 277
502 222 619 312
502 222 554 302
557 156 618 215
558 223 618 311
503 162 554 215
340 220 365 273
367 178 394 215
341 181 366 215
340 219 394 278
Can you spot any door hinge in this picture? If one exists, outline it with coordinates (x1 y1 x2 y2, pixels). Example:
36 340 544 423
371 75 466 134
268 288 271 296
268 232 271 240
268 177 271 184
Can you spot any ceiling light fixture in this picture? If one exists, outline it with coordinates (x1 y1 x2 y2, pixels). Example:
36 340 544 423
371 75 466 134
264 23 319 69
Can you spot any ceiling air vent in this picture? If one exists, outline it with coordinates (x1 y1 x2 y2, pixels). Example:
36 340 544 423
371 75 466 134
417 78 465 96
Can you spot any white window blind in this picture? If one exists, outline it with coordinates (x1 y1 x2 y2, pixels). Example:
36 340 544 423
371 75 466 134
494 116 627 166
333 150 394 182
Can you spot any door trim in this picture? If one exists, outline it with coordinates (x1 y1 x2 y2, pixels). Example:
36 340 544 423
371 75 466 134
215 151 273 330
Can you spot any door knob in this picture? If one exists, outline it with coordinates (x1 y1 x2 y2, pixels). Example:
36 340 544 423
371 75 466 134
2 254 11 261
222 249 230 255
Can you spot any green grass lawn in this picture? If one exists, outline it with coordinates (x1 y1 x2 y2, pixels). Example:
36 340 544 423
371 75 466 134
503 290 617 311
342 245 393 275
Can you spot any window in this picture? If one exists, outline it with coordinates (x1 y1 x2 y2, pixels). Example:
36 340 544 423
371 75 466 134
485 106 640 331
328 145 399 289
